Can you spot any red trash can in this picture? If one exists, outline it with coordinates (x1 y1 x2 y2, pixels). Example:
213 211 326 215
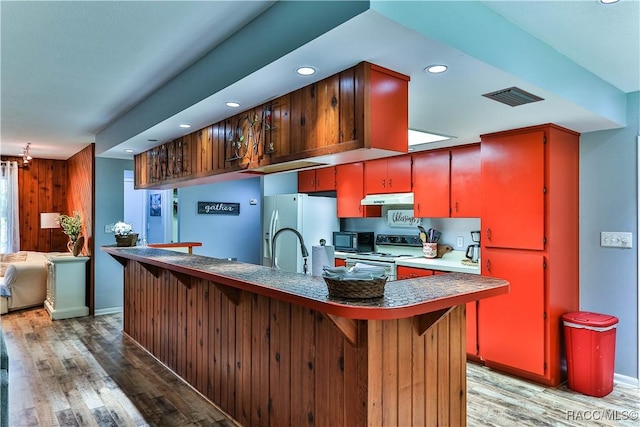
562 311 618 397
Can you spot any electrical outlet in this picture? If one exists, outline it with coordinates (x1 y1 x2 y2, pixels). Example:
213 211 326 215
105 223 114 234
456 236 464 248
600 231 632 248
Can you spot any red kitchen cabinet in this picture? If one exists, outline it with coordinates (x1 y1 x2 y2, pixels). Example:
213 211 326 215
450 144 481 217
412 144 481 218
298 166 336 193
336 162 381 218
481 131 545 250
396 265 431 280
298 169 316 193
466 302 479 358
479 249 546 376
364 156 412 194
396 266 447 280
412 149 450 217
475 124 579 386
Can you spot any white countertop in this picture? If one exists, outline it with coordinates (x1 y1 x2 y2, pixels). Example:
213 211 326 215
396 251 480 275
335 250 480 275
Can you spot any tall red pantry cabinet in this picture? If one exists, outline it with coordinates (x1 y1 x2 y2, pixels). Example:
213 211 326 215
474 124 579 386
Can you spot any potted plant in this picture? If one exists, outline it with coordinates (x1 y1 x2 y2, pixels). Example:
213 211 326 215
112 221 138 247
57 211 82 253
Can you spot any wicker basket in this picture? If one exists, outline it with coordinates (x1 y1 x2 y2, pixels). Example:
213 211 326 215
323 276 387 299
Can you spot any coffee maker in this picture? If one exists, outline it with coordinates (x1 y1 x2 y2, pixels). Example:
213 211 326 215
465 230 481 263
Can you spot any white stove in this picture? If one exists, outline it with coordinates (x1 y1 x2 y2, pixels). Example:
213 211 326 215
344 234 423 281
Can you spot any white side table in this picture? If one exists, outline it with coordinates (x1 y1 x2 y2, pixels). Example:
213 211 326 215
44 254 90 320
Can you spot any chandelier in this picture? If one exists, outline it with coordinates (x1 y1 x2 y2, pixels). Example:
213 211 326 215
21 143 32 165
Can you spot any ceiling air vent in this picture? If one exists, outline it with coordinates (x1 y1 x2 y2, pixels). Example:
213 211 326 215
482 86 544 107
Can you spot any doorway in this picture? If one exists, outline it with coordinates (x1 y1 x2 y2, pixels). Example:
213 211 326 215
123 171 173 244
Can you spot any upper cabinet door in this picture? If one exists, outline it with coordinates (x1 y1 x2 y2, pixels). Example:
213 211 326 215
481 130 545 250
337 162 381 218
315 166 336 191
298 169 316 193
364 156 411 194
450 144 481 218
385 156 412 193
412 150 450 218
364 158 388 194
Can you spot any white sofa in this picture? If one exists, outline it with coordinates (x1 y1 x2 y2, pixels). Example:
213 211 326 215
0 251 49 314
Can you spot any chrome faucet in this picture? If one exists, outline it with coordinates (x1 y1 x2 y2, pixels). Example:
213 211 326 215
271 227 309 274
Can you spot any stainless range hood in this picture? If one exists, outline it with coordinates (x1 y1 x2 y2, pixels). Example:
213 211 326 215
361 192 414 205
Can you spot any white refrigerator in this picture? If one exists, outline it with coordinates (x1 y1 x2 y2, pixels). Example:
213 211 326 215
263 193 338 274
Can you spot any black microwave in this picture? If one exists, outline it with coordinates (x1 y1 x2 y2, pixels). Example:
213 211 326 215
333 231 375 253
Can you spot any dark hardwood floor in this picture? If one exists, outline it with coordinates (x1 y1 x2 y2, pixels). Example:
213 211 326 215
1 308 638 426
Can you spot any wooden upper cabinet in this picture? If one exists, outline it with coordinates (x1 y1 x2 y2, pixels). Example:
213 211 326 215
134 62 409 189
450 144 481 217
360 64 409 153
481 130 545 250
412 149 450 218
298 167 336 193
364 156 412 194
336 162 381 218
291 70 356 154
339 68 356 142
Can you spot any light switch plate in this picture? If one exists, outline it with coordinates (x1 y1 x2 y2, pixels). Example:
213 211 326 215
600 231 632 248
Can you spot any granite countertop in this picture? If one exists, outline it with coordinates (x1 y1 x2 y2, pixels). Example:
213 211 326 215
102 246 508 320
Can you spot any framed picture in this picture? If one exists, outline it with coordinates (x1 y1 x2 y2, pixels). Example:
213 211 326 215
150 193 161 216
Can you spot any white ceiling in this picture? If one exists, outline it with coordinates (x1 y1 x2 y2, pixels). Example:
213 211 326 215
1 0 638 161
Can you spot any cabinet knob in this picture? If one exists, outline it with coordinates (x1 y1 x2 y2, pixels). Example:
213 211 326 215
486 228 492 241
485 259 491 272
454 201 459 212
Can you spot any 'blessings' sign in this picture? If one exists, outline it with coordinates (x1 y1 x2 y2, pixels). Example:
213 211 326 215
197 202 240 216
387 210 422 227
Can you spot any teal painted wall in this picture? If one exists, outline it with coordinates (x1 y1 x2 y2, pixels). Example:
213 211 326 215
94 157 133 314
580 91 639 380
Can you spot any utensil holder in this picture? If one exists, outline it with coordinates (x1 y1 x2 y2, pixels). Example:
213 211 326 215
423 242 437 258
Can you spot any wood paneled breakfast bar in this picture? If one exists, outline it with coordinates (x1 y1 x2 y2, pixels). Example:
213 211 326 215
103 246 508 427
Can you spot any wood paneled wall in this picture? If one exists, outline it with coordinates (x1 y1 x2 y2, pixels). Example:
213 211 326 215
122 259 467 427
1 156 68 252
2 144 95 312
65 144 95 313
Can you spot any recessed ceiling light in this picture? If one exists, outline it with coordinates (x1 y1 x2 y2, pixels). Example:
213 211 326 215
225 101 241 108
179 123 191 129
425 65 448 74
147 139 158 142
296 66 316 76
124 149 134 153
408 129 452 146
599 0 619 4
